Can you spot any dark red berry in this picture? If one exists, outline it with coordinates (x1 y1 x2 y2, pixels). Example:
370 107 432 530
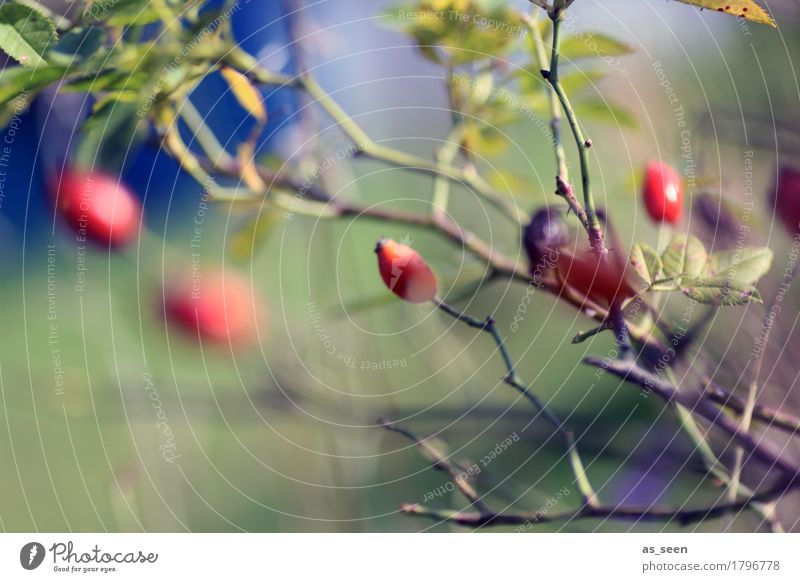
557 250 635 307
523 207 569 271
642 161 683 225
772 166 800 236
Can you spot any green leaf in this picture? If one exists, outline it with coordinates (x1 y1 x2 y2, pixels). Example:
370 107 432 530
383 2 524 65
673 0 775 27
661 234 708 280
704 247 773 287
681 282 762 306
63 69 149 93
676 245 771 306
559 32 634 61
629 242 663 286
0 64 66 106
76 99 144 172
517 65 607 97
573 97 637 128
0 2 58 67
85 0 160 26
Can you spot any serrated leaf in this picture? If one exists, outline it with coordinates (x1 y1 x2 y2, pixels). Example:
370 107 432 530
559 32 634 61
674 0 775 27
681 282 762 306
629 242 663 286
0 2 58 67
220 66 266 123
661 234 707 280
704 247 773 287
573 97 637 128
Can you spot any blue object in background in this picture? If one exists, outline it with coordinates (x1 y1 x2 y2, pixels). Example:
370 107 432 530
0 0 298 254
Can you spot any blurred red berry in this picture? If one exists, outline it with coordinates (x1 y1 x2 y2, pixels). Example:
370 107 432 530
375 238 437 303
642 161 683 225
557 250 636 307
163 269 263 347
53 168 142 247
772 166 800 235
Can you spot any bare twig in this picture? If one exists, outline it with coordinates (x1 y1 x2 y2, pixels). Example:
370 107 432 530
728 270 798 501
705 380 800 435
400 475 798 527
222 48 525 224
583 357 800 479
433 299 598 506
379 418 491 515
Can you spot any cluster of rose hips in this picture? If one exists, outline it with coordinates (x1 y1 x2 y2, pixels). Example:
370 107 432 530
376 161 687 307
52 158 800 341
52 167 262 347
375 159 800 310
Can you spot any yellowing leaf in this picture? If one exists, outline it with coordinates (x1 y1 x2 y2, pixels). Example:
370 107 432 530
238 142 266 192
674 0 775 27
221 66 267 122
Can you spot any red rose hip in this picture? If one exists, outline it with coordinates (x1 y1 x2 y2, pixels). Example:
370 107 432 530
557 250 635 307
53 168 142 247
642 161 683 225
375 238 437 303
163 269 263 347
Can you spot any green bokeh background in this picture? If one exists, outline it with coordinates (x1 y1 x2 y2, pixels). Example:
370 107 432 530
1 0 799 532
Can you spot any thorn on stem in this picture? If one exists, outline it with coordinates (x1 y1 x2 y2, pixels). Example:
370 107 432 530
584 138 592 149
540 69 551 80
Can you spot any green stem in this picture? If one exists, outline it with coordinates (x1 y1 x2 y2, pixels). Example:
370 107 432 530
433 298 598 507
727 271 796 506
432 126 464 219
178 98 235 167
529 10 568 181
674 403 783 532
223 48 524 224
546 9 605 255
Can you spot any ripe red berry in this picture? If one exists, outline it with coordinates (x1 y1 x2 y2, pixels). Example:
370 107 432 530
557 250 635 307
642 161 683 225
163 269 263 347
53 168 142 247
523 207 569 272
375 238 437 303
771 166 800 235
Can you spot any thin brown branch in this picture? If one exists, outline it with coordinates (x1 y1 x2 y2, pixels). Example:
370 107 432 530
705 380 800 435
400 475 798 527
378 418 491 515
584 357 800 479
